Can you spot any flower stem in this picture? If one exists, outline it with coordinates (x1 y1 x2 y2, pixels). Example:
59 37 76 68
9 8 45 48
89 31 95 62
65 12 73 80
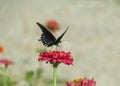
4 67 7 86
53 65 57 86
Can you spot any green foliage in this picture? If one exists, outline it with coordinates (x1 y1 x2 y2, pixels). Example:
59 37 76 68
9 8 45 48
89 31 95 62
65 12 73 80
4 75 17 86
0 74 4 85
25 71 34 86
115 0 120 4
36 69 43 78
0 66 4 70
25 69 43 86
36 48 47 53
0 74 17 86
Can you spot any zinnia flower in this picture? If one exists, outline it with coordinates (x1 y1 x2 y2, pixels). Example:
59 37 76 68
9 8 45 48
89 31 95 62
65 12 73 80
0 45 4 53
66 78 96 86
46 19 60 31
0 59 14 68
38 50 74 86
38 50 73 65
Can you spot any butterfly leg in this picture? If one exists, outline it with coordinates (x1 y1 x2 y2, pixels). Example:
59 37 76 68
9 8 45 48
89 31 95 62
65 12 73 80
55 46 58 50
60 43 63 49
45 47 48 51
56 45 62 50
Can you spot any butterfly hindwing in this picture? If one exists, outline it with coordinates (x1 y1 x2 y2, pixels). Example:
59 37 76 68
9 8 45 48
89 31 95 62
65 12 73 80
41 33 53 47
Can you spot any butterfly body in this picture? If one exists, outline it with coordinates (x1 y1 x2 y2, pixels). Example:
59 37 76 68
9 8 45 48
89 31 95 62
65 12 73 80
36 22 68 47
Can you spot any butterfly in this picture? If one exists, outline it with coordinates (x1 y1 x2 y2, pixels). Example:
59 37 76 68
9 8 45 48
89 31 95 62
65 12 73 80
36 22 69 47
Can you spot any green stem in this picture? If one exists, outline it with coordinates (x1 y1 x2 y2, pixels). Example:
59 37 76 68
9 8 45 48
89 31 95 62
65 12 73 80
53 65 57 86
3 67 7 86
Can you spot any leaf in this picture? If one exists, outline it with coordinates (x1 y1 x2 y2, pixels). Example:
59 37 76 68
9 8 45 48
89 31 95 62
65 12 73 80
25 71 34 86
36 69 43 79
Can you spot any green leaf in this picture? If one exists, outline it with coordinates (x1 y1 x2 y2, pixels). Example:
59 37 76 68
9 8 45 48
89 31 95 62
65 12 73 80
36 69 42 78
4 75 17 86
25 71 34 86
0 74 4 85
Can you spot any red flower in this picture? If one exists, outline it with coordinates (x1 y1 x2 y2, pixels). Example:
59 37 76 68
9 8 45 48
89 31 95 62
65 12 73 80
46 19 60 31
0 45 4 53
0 59 14 68
66 78 96 86
38 50 73 65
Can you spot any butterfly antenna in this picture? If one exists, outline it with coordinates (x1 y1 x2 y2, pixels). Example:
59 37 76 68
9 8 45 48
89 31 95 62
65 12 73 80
61 40 70 42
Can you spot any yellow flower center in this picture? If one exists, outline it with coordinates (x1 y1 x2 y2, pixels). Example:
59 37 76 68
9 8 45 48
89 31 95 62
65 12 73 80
74 78 85 83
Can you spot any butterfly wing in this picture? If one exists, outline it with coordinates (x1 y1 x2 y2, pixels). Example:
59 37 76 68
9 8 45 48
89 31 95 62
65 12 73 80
55 26 69 45
36 22 56 47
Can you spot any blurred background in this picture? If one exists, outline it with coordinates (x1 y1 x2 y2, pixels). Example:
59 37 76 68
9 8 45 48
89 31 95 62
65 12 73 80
0 0 120 86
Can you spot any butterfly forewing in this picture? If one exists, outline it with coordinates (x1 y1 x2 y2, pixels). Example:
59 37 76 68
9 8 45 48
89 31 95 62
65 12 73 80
55 26 69 44
36 22 56 47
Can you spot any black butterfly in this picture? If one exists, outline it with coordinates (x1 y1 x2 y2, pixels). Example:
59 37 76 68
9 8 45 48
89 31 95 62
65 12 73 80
36 22 69 47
